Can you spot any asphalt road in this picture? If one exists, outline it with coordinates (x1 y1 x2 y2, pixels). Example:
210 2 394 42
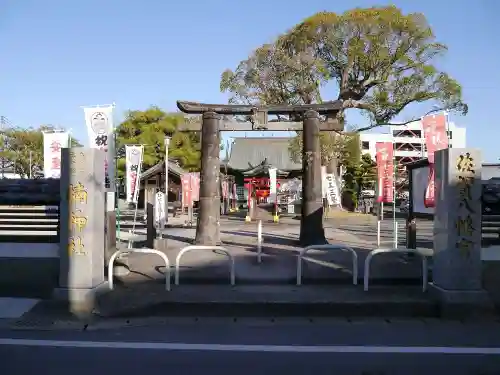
2 319 500 374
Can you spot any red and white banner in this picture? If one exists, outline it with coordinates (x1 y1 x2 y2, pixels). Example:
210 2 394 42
43 131 70 178
181 174 192 208
222 180 228 199
83 105 115 191
422 113 448 207
181 172 200 208
125 145 143 203
190 172 200 202
376 142 394 203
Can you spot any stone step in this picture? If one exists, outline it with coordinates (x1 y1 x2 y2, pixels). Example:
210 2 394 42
95 284 437 319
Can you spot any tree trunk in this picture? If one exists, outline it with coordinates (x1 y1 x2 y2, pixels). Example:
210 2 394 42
194 112 221 245
299 110 327 246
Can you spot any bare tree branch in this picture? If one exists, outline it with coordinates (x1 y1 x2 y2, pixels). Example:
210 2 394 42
353 106 448 133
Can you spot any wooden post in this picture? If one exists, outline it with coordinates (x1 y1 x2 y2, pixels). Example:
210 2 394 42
300 110 326 245
195 112 221 245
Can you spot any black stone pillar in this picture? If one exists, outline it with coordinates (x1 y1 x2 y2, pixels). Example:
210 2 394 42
406 215 417 249
300 110 327 245
195 112 221 245
146 199 156 248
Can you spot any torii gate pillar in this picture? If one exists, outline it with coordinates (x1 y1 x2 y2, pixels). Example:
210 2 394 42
299 110 326 245
195 112 221 245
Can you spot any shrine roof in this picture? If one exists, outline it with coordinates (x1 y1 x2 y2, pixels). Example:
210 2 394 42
140 158 185 181
227 137 301 172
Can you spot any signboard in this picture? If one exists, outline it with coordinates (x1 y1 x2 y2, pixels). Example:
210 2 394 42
376 142 394 203
43 131 69 178
125 145 144 203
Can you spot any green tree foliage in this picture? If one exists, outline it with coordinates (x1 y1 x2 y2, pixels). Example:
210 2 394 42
115 107 201 178
342 153 377 208
0 125 80 178
221 5 466 127
288 132 361 166
220 6 467 162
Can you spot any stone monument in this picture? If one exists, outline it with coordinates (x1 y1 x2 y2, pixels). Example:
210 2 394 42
54 148 108 315
430 148 493 315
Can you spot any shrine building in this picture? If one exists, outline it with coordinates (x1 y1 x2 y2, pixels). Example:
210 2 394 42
222 137 301 204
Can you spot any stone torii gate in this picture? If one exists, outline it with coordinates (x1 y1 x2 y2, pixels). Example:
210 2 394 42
177 101 342 246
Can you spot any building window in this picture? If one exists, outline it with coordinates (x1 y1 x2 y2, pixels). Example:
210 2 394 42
446 131 453 139
393 130 422 138
361 141 369 150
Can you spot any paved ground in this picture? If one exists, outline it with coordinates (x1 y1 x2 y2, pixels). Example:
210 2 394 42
113 214 425 285
2 210 500 374
2 319 500 374
328 213 433 249
84 210 436 318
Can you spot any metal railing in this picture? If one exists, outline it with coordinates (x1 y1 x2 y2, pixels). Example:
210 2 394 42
363 248 428 292
296 244 358 286
108 248 171 291
175 245 235 285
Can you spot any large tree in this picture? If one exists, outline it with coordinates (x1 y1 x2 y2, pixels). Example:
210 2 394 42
342 153 377 210
220 5 467 158
115 107 201 178
0 125 80 178
288 132 361 166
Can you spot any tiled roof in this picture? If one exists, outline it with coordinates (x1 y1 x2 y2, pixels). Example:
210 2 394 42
227 137 301 172
140 158 185 180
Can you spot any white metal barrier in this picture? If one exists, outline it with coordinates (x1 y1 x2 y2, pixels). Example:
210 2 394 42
296 244 358 286
363 248 428 292
108 248 171 291
257 220 263 263
175 245 235 286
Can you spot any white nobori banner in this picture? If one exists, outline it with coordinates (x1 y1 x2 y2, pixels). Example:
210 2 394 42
324 173 341 207
125 145 144 203
43 131 70 178
154 191 167 230
83 105 115 191
269 167 277 202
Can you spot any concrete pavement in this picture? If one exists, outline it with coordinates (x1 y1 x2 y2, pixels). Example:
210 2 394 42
2 318 500 374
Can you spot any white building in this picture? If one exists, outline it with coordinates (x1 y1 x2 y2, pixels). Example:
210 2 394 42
359 119 466 167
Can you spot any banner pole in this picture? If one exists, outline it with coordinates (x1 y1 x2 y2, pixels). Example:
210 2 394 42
392 139 397 248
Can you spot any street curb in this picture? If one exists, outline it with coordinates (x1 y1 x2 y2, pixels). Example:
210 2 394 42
94 300 439 320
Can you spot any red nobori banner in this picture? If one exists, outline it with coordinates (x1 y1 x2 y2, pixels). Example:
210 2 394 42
181 174 192 208
422 113 448 207
422 113 448 164
190 172 200 202
376 142 394 203
424 164 436 208
181 172 201 208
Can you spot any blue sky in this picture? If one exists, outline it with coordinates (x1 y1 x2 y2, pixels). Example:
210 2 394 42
1 0 498 161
